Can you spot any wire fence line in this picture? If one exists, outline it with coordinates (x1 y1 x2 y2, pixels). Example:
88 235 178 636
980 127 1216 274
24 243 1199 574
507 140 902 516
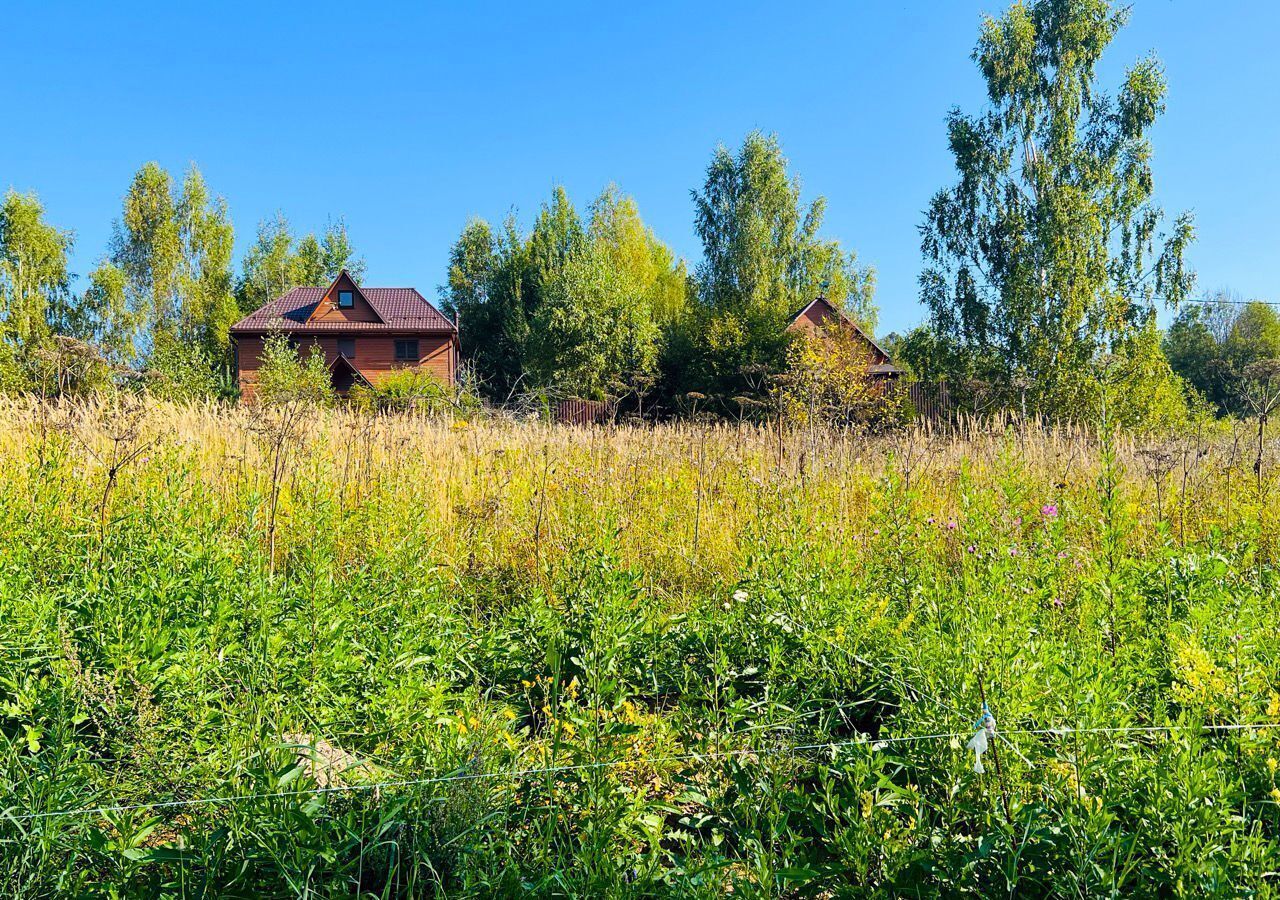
656 538 1038 766
5 540 1276 825
7 721 1279 824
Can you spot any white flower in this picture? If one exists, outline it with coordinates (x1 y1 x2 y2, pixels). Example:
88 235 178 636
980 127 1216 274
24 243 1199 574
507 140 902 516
733 589 748 603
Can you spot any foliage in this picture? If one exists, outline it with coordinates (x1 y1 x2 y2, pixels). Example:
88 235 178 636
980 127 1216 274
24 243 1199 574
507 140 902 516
107 163 239 365
0 191 117 399
1091 320 1195 430
688 132 877 405
3 405 1280 894
443 186 686 404
236 214 366 315
0 190 74 357
348 366 481 417
920 0 1195 422
141 332 225 401
779 328 902 427
1166 295 1280 416
253 332 335 407
78 263 137 366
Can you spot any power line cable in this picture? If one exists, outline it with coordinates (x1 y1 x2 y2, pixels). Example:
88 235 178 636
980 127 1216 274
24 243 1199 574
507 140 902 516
9 721 1277 823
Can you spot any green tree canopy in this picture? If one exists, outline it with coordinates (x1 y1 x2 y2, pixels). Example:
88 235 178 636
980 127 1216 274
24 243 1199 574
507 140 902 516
0 190 74 353
920 0 1195 418
236 214 366 315
689 132 876 402
442 185 687 402
1166 295 1280 415
79 262 135 364
105 162 238 364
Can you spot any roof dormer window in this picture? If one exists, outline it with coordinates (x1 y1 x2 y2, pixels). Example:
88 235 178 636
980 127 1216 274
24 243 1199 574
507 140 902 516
338 290 354 309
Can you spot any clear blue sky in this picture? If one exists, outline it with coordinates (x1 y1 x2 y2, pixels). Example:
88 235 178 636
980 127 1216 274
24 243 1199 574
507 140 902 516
6 1 1277 335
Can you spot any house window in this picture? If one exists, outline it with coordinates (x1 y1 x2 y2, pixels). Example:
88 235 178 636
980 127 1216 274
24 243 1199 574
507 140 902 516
394 339 419 362
337 338 355 359
338 290 354 309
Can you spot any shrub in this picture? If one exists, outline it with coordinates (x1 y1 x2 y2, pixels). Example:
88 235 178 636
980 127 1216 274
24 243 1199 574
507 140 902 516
142 333 223 401
779 328 902 427
349 366 481 417
254 332 334 406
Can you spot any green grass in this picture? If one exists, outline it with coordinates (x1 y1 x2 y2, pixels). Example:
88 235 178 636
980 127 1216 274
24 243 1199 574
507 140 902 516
2 398 1279 897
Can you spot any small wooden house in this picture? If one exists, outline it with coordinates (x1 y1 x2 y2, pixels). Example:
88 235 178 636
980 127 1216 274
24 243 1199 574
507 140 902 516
787 295 902 379
230 270 460 400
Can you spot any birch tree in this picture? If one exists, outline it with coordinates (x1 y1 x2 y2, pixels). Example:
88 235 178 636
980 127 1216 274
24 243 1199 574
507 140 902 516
920 0 1195 416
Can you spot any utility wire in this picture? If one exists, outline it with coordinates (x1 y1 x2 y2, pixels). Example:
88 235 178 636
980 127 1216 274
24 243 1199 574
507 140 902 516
659 539 1036 766
8 722 1278 823
1186 298 1280 307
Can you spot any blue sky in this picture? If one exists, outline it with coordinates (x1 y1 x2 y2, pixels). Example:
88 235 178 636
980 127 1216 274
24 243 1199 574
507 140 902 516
6 1 1277 335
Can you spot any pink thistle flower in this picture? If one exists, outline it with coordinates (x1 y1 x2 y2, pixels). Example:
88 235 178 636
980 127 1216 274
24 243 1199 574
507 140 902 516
946 520 958 531
1041 503 1058 518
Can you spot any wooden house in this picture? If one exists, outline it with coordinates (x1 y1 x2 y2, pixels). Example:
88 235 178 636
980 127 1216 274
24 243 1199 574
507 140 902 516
230 270 459 400
787 295 903 379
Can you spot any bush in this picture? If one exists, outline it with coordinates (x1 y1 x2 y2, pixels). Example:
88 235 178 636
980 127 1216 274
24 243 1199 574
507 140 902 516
779 329 903 427
142 333 224 401
349 366 481 417
254 332 334 407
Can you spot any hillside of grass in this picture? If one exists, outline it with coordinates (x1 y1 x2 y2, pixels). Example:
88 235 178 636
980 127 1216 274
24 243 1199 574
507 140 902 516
2 399 1279 897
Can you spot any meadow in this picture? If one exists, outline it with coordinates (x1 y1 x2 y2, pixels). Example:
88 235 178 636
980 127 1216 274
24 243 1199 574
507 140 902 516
2 398 1280 897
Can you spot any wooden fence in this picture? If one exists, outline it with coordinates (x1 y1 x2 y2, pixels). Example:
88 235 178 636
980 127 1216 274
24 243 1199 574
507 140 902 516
554 398 613 425
904 381 954 422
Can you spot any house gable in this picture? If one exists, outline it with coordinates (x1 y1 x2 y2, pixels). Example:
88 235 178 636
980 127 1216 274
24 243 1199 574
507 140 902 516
305 270 386 325
788 296 892 364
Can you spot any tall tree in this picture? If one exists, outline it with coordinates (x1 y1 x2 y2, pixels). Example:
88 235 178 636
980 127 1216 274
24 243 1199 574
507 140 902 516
237 215 366 314
176 166 238 359
1166 295 1280 415
441 214 534 399
112 163 183 347
236 213 295 315
292 220 366 287
587 185 689 328
689 132 877 401
442 218 505 388
0 190 73 352
443 186 687 402
108 162 237 362
525 187 681 398
920 0 1195 416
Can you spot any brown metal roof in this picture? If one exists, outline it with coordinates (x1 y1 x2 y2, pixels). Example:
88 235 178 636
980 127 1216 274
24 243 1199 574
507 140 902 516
789 295 895 363
230 286 456 334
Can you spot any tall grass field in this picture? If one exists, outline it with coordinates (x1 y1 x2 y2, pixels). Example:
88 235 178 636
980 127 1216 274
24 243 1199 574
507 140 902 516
3 398 1280 897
